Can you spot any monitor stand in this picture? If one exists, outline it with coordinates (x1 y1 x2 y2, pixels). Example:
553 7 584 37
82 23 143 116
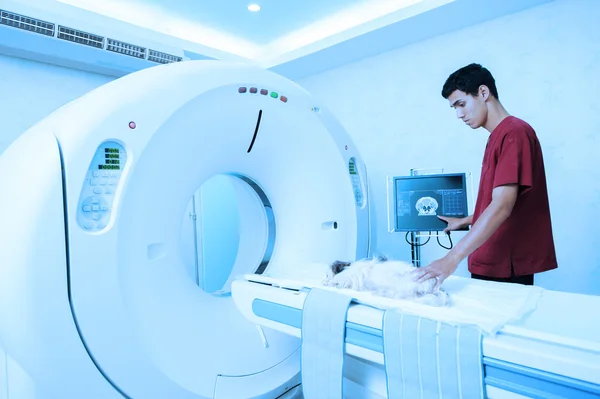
408 167 444 268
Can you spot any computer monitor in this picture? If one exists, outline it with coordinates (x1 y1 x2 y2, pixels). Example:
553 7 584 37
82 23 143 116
392 173 469 232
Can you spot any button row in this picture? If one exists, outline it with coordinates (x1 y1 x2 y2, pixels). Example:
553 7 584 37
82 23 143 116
90 178 118 186
238 87 288 103
82 204 109 212
93 187 113 195
92 171 119 177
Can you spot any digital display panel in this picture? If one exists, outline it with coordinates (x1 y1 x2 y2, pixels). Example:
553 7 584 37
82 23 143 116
99 147 122 170
349 159 357 175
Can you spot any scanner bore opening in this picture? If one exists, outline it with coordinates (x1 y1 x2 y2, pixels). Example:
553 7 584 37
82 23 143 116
181 173 275 295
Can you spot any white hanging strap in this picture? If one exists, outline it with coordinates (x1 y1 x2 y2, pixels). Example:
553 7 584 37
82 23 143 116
383 309 485 399
301 288 353 399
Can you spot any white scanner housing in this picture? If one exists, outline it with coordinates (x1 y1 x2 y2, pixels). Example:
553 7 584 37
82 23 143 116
0 60 369 398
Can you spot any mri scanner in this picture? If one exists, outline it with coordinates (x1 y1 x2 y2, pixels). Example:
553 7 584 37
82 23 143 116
0 60 598 399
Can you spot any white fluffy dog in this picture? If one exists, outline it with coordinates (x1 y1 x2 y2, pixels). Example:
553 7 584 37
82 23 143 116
323 255 449 307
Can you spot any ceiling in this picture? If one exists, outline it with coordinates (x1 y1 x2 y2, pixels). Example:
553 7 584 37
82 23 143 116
111 0 375 46
45 0 553 78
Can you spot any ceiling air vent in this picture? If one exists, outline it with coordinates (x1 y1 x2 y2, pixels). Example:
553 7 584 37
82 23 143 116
58 26 104 49
106 38 146 59
0 9 55 36
148 49 183 64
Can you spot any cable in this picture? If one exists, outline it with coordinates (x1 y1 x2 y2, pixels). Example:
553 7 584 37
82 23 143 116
405 231 454 249
405 231 430 247
437 232 453 250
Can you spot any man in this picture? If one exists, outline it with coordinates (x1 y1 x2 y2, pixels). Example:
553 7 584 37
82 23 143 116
413 63 558 288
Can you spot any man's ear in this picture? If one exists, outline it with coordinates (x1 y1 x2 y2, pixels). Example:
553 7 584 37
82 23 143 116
479 85 490 101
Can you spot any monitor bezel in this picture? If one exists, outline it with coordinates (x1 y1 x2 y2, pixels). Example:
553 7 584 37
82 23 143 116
392 172 469 233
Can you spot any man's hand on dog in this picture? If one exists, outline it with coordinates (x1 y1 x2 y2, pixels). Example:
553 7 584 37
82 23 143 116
412 254 460 290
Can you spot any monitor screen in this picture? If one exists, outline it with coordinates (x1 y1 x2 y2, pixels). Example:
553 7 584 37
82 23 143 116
393 173 468 232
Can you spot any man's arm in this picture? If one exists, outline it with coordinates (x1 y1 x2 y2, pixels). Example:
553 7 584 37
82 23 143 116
462 214 474 227
448 185 517 262
413 184 519 288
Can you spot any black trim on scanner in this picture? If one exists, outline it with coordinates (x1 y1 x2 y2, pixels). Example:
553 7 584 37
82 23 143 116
247 110 262 153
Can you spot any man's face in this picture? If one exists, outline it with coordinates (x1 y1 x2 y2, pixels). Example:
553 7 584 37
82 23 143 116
448 89 487 129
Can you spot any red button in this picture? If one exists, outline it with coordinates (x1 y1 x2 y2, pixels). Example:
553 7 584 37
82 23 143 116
280 96 288 103
238 87 247 93
260 89 268 95
250 87 258 93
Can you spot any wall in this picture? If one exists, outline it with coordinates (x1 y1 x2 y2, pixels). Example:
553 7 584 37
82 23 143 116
298 0 600 295
0 54 114 153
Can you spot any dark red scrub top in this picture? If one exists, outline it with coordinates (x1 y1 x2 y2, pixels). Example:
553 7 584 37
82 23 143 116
469 116 558 278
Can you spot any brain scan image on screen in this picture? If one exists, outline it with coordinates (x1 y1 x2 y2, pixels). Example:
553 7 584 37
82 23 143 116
416 196 439 216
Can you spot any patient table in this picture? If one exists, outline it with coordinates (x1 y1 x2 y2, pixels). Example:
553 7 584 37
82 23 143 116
232 271 600 399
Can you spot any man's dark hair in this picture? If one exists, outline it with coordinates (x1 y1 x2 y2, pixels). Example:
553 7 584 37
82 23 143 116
441 63 499 100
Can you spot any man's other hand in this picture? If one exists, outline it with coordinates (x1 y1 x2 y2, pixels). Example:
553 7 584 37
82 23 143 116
438 215 465 234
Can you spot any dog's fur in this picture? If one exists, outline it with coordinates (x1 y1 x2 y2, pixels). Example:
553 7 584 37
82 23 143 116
323 255 449 306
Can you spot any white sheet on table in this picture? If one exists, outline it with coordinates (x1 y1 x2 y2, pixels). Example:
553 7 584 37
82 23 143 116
242 262 544 337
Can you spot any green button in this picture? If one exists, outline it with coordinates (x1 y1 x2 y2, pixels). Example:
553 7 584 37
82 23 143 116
270 92 278 98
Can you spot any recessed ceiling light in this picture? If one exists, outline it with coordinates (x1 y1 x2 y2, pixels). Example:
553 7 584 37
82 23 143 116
248 4 260 12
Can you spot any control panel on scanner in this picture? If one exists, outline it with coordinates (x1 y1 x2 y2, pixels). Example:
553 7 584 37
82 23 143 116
348 157 365 207
76 141 127 232
393 173 468 232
